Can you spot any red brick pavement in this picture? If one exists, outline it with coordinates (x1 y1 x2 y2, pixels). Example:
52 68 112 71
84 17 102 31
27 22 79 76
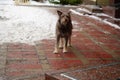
0 8 120 80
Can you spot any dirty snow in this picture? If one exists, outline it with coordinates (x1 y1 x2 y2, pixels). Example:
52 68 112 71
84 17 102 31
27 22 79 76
82 5 102 10
0 4 57 44
70 9 120 30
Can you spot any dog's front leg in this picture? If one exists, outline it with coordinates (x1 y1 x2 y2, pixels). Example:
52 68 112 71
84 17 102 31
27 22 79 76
59 38 63 49
63 37 68 53
68 36 72 47
53 35 60 53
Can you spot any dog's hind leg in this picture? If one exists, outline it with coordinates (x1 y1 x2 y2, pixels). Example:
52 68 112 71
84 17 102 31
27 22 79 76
53 35 60 53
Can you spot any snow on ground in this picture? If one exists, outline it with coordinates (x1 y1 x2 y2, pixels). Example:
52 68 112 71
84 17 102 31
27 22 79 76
0 4 57 44
0 0 77 45
70 9 120 30
0 0 14 5
30 0 56 6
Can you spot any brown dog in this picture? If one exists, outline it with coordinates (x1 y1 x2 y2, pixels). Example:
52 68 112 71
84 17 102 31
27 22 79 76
53 10 73 53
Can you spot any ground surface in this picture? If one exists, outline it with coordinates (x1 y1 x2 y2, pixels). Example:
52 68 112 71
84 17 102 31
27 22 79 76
0 2 120 80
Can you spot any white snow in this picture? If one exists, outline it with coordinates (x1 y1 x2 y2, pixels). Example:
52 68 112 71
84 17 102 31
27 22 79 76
30 0 55 6
70 9 120 30
0 4 58 44
76 8 92 14
0 0 77 45
0 0 14 5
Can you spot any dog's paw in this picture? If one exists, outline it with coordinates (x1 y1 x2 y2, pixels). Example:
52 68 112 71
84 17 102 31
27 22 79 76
59 46 63 49
53 50 58 54
63 48 68 53
68 44 72 47
59 43 63 49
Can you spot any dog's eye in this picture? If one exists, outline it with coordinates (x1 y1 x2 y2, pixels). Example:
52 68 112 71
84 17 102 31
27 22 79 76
66 15 69 18
61 15 65 18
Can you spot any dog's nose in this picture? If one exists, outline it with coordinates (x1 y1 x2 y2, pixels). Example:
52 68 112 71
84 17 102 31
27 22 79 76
65 18 68 22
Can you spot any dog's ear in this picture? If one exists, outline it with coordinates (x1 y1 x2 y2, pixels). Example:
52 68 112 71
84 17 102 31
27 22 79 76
57 10 62 16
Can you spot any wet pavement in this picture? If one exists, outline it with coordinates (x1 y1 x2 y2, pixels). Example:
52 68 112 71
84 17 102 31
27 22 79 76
0 6 120 80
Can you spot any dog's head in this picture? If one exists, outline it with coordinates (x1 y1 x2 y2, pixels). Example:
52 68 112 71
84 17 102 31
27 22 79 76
57 10 71 26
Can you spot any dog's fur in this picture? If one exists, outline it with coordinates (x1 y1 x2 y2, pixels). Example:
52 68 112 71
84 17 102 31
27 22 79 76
53 10 73 53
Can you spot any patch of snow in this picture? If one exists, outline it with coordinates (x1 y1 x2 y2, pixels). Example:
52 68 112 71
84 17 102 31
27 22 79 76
70 9 83 16
72 21 79 25
0 5 58 44
76 8 91 14
103 20 120 29
88 15 102 21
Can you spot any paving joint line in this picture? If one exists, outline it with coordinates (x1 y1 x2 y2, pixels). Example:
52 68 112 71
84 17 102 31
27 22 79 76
35 43 51 71
70 47 89 65
82 31 120 60
89 22 120 42
0 44 8 79
10 73 45 80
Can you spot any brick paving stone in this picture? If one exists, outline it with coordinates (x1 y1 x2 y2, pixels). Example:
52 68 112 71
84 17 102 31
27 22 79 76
114 51 120 56
104 44 120 51
48 59 70 70
7 51 23 59
7 43 22 51
21 44 36 51
61 51 78 59
6 71 26 77
7 63 42 70
81 51 113 58
86 44 103 51
45 52 62 59
40 39 79 59
65 60 83 68
5 43 43 80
